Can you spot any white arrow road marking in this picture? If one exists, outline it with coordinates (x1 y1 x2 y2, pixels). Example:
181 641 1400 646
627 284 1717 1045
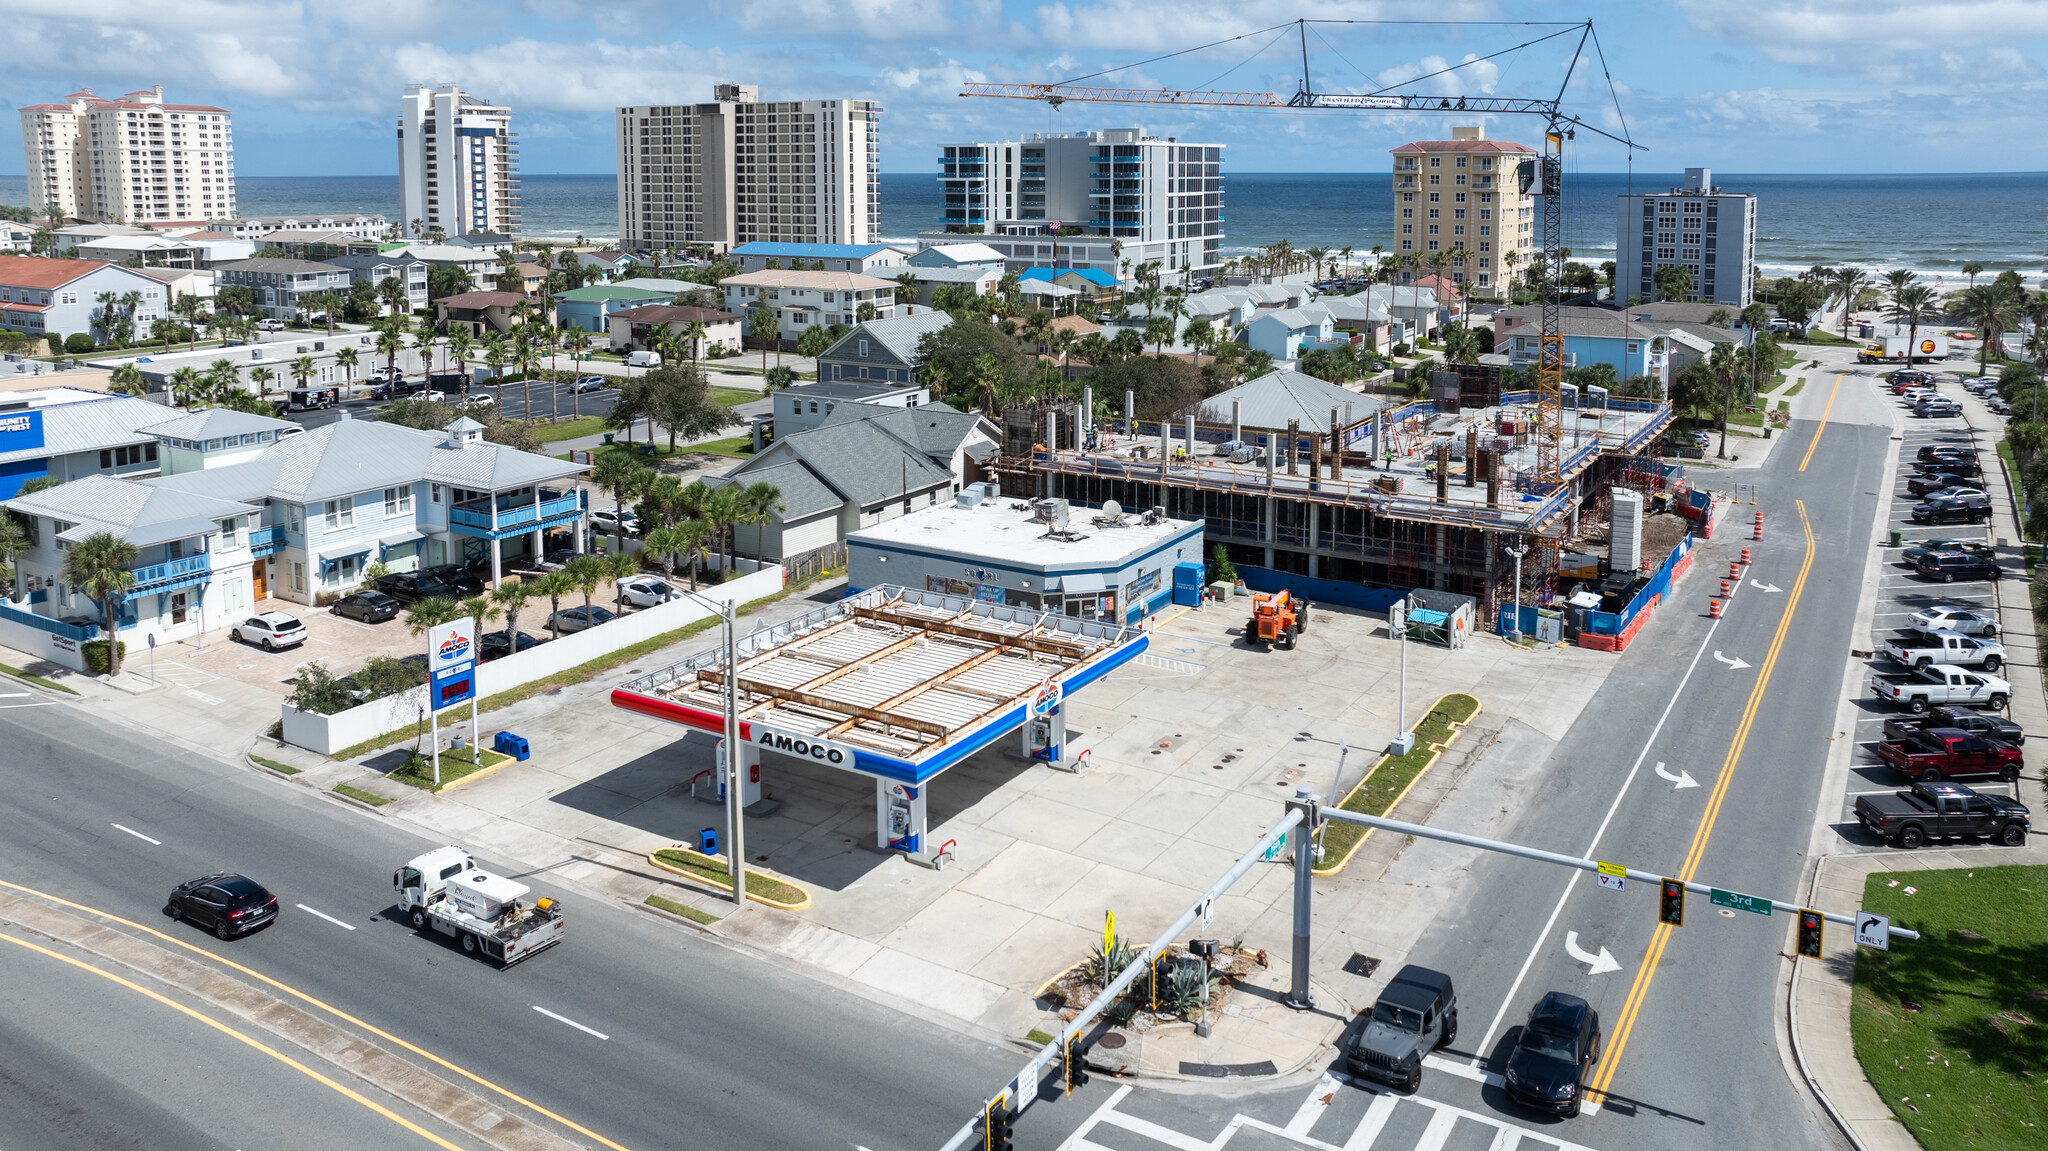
111 824 160 845
532 1005 609 1040
1750 579 1782 592
1713 651 1752 670
294 904 356 931
1564 931 1623 975
1654 761 1701 790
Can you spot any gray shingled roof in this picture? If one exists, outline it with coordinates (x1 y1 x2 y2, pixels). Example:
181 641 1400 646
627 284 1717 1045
1194 370 1388 432
215 258 350 274
0 394 167 467
710 461 839 521
816 401 995 461
821 311 954 365
731 418 954 507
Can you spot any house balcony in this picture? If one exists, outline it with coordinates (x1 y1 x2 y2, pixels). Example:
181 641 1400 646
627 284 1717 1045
449 489 584 540
125 553 211 600
247 525 283 557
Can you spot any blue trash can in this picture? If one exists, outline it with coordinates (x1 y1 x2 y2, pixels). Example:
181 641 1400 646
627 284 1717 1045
697 827 718 856
493 732 531 761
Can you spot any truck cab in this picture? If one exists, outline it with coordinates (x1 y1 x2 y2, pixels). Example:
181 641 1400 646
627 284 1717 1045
395 845 475 910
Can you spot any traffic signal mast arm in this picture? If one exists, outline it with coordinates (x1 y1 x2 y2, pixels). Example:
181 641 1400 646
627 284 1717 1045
1319 807 1921 939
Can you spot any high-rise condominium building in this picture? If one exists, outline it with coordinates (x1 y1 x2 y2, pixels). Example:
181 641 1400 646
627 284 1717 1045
616 83 881 255
1615 168 1756 307
18 86 234 223
934 128 1223 280
1389 126 1532 293
397 85 519 240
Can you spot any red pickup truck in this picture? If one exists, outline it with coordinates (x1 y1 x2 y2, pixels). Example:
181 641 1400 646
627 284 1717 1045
1875 727 2022 783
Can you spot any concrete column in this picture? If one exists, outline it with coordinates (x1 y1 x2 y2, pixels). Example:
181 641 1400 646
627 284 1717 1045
1231 400 1242 446
1082 385 1093 438
1046 409 1058 452
1484 449 1499 506
1285 420 1299 475
1184 411 1196 460
1264 432 1276 486
1125 389 1135 433
1465 428 1478 486
1435 442 1450 503
1433 525 1448 591
490 537 502 587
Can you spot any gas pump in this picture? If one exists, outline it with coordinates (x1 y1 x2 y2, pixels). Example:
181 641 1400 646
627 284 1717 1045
1021 677 1067 767
879 781 925 852
712 738 763 808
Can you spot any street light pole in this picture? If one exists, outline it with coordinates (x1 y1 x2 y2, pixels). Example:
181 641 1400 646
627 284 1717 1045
1504 542 1526 642
721 596 743 908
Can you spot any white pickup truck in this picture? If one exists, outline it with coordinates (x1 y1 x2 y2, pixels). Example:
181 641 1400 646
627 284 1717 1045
1880 629 2006 673
395 846 564 966
1870 663 2011 714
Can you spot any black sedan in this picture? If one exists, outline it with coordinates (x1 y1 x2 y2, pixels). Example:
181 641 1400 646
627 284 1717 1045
480 631 546 661
1504 992 1602 1117
167 873 279 940
331 590 401 623
1900 539 1993 568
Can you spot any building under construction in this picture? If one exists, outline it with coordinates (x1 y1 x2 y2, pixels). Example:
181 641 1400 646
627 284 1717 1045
1001 369 1673 628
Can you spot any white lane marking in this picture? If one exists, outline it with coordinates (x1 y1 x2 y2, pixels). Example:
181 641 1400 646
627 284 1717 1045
1749 579 1782 592
1285 1072 1341 1135
294 904 357 931
0 701 57 708
1470 575 1728 1064
531 1005 609 1040
1424 1052 1504 1086
1712 650 1752 670
1412 1107 1460 1151
0 691 30 698
1563 931 1623 975
1097 1108 1216 1151
111 823 161 845
1342 1092 1399 1150
1055 1084 1132 1151
1653 761 1700 789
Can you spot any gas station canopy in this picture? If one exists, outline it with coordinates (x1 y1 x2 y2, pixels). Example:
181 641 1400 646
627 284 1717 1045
610 584 1150 784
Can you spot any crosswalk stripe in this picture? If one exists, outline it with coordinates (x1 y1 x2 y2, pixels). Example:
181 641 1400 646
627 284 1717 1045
1411 1108 1460 1151
1342 1093 1399 1150
1285 1073 1342 1136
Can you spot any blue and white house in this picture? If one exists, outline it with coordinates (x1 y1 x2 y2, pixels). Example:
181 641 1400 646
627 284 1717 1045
1244 307 1337 364
0 389 175 498
3 412 588 652
731 242 903 276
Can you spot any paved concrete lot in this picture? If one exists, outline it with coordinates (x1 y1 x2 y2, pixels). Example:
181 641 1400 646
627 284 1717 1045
155 597 420 696
421 588 1625 1038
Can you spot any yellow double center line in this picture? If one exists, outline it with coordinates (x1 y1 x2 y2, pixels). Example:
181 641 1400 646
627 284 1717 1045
1586 499 1816 1105
1798 372 1845 473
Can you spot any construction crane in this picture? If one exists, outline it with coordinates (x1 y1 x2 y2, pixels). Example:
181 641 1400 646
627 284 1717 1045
960 18 1642 489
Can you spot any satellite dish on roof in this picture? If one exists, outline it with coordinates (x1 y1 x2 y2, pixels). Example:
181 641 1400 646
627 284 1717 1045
1054 508 1070 532
1102 499 1122 522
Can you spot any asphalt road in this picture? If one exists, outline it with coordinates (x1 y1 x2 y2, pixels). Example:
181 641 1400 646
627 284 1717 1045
0 708 1018 1151
997 380 1895 1151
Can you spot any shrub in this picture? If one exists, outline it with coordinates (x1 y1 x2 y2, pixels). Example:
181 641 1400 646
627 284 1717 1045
82 639 127 675
1391 342 1411 356
64 333 96 353
286 662 355 715
1209 543 1238 584
1165 960 1221 1014
1082 935 1140 986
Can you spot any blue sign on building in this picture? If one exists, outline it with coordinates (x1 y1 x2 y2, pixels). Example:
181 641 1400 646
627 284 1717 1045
0 409 45 454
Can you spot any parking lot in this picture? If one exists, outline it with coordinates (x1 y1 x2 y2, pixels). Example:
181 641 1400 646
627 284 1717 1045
1842 363 2030 847
146 597 423 696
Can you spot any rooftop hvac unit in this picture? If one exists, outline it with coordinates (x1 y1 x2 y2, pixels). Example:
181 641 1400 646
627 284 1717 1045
955 488 983 509
1611 488 1645 572
1033 498 1070 525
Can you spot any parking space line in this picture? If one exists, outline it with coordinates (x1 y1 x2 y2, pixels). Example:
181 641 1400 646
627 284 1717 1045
295 904 357 931
531 1005 609 1040
111 823 161 845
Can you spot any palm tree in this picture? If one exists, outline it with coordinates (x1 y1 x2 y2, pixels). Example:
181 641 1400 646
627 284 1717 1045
532 570 576 639
491 580 533 646
1708 341 1748 459
377 275 407 319
403 596 461 639
565 555 608 619
459 595 500 640
335 347 359 398
481 332 509 395
606 551 640 612
249 366 275 399
682 319 708 363
290 355 315 397
108 363 147 396
168 366 200 407
738 481 783 567
1961 261 1985 291
1143 314 1176 357
447 328 475 387
749 306 780 372
1886 285 1939 366
972 352 1006 416
513 332 538 419
1953 284 2020 374
1052 326 1079 381
375 325 406 383
63 532 139 675
1828 266 1871 341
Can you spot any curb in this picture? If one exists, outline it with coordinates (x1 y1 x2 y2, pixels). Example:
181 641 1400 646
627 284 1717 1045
432 753 517 792
1313 696 1482 877
646 848 812 910
631 896 723 935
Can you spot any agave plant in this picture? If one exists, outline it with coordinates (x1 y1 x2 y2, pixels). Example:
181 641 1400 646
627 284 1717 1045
1166 961 1221 1015
1083 934 1140 986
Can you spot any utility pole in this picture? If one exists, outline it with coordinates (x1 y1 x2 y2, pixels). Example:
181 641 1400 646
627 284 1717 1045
1504 542 1526 641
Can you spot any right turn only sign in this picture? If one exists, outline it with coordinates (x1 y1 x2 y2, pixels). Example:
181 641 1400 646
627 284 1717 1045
1856 913 1891 950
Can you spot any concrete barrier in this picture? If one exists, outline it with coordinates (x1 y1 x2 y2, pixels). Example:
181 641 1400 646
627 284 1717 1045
279 565 785 756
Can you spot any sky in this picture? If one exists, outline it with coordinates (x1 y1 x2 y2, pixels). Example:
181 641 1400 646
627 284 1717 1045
2 0 2045 177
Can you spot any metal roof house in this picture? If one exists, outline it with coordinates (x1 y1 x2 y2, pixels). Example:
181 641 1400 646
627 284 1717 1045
0 389 178 498
2 413 588 658
731 242 903 275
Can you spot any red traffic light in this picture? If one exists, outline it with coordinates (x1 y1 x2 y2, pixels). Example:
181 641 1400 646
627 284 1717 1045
1797 909 1824 959
1659 878 1684 926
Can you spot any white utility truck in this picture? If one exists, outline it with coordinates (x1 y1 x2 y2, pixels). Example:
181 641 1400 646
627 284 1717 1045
394 846 564 966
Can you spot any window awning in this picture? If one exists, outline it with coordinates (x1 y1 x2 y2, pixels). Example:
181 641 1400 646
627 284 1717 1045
1057 572 1108 595
319 549 372 572
378 533 426 559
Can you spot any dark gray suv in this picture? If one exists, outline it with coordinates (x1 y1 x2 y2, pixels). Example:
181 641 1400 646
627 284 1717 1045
1346 965 1457 1092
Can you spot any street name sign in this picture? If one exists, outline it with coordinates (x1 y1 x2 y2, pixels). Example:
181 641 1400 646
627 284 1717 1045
1710 887 1772 916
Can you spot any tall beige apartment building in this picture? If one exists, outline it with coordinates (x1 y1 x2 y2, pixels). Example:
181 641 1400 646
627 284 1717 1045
19 86 235 223
1389 126 1532 294
616 83 880 254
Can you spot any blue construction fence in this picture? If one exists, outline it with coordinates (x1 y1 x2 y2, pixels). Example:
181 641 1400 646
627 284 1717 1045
1235 566 1411 613
1494 533 1694 638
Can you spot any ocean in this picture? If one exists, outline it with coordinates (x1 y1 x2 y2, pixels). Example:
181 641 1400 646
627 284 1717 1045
4 170 2043 283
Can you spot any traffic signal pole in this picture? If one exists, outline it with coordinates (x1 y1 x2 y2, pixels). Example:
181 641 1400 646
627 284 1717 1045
1317 808 1920 939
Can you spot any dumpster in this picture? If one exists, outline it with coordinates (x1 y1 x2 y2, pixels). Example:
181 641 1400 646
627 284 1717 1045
494 731 531 761
697 827 719 856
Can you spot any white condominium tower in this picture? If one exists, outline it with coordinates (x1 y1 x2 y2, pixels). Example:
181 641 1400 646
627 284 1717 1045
616 83 881 254
18 86 235 223
397 85 520 239
1614 168 1757 307
936 128 1225 278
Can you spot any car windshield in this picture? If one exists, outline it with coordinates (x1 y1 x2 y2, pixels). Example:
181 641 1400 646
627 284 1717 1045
1518 1027 1577 1063
1372 1002 1423 1030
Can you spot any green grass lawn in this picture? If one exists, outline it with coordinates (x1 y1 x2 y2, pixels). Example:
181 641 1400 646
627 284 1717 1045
645 892 718 924
1851 865 2047 1151
251 755 301 776
1316 694 1479 872
1783 378 1807 397
0 662 78 695
1799 329 1858 346
388 746 512 792
535 416 610 443
653 848 807 905
332 782 391 806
